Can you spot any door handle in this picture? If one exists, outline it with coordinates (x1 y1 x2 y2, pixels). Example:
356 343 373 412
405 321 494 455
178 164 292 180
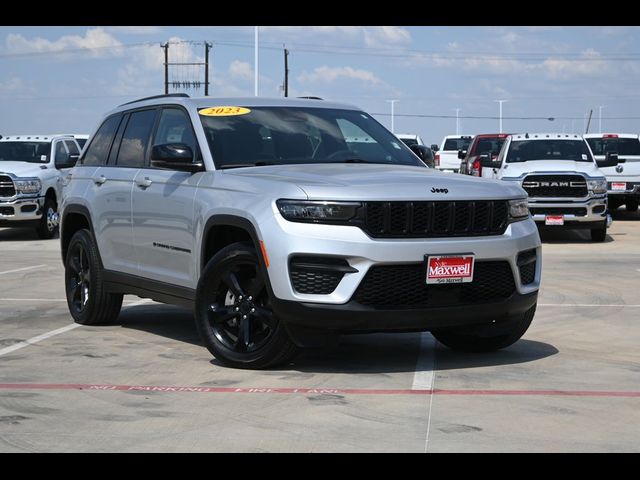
135 177 153 188
92 175 107 185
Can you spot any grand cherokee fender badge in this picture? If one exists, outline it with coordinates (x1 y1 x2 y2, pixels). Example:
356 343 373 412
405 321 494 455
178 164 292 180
431 187 449 193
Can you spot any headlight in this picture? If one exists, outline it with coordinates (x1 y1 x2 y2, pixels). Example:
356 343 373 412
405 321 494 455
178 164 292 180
276 199 361 223
509 198 529 221
587 178 607 194
14 178 41 194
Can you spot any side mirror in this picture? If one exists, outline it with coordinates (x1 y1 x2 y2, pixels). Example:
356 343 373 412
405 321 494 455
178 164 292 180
457 149 467 160
56 154 78 169
597 151 619 168
479 152 502 169
430 144 439 152
150 143 203 173
409 144 435 167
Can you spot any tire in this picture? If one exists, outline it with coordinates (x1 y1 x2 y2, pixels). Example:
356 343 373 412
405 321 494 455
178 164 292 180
36 197 58 239
195 242 299 369
626 199 639 212
591 223 607 242
432 305 536 353
64 229 123 325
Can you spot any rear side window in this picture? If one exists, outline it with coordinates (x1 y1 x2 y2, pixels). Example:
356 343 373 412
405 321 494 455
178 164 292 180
82 115 122 166
115 109 157 168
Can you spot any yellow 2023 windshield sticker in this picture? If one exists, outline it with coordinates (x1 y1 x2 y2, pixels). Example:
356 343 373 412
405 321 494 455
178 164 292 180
199 106 251 116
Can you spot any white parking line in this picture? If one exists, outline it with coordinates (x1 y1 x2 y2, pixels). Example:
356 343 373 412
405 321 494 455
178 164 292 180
0 265 46 276
411 332 436 453
539 303 640 307
0 299 153 357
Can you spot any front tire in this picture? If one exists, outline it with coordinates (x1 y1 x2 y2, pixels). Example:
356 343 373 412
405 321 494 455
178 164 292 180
432 305 536 352
195 242 299 369
626 199 639 212
36 197 58 239
591 222 607 242
64 229 123 325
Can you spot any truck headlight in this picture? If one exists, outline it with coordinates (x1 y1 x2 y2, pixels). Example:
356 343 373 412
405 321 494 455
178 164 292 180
14 178 41 194
276 199 361 223
509 198 529 221
587 178 607 194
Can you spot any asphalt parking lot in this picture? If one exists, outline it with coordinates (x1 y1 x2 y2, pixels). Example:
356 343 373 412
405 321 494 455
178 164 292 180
1 213 639 452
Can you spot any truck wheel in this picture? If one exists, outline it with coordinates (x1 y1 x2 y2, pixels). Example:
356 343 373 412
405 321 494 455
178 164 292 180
65 229 123 325
36 198 58 239
591 223 608 242
195 242 299 369
432 305 536 352
608 198 622 211
626 200 638 212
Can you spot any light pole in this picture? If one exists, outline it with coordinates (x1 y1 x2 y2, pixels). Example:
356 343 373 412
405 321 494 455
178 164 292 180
386 100 398 133
599 105 605 133
455 108 461 135
254 26 259 96
495 100 507 133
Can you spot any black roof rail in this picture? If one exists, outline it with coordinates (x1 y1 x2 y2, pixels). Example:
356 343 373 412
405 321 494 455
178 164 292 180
119 93 190 107
297 96 323 100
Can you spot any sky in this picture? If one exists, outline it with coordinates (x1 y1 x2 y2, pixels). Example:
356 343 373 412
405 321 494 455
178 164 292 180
1 26 640 146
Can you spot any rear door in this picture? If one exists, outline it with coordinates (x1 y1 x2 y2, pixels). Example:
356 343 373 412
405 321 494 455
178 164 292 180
132 106 201 288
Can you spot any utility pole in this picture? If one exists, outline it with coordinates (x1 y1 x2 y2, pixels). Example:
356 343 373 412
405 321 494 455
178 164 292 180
283 46 289 97
599 105 605 133
495 100 507 133
204 42 212 96
162 43 169 94
254 26 259 97
455 108 461 135
586 109 593 134
386 100 398 133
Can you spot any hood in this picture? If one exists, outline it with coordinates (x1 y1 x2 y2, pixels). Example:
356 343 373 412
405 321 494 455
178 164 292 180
0 161 49 178
502 160 603 178
224 163 526 200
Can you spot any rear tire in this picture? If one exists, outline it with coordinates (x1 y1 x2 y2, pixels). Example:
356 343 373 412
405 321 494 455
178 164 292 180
64 229 123 325
626 199 638 212
591 223 607 242
36 198 58 239
432 305 536 352
195 242 299 369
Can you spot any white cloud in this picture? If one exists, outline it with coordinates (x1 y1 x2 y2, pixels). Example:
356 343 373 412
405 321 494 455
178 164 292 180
0 76 23 92
298 66 382 85
106 26 162 35
5 28 123 57
261 26 410 47
363 26 411 47
229 60 253 81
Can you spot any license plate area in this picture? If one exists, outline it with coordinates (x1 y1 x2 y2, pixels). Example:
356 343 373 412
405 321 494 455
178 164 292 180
612 182 627 191
426 254 475 284
545 215 564 226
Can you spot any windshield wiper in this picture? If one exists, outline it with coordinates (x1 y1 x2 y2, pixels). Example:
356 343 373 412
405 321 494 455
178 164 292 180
218 161 274 170
332 158 380 164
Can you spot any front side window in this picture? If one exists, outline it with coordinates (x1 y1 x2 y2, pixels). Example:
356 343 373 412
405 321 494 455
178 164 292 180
506 140 594 163
83 114 122 166
115 109 157 168
586 137 640 156
198 106 424 169
65 140 80 156
153 108 198 156
0 141 51 163
55 141 69 164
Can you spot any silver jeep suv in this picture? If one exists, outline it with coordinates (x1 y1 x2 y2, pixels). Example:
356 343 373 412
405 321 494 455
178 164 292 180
61 94 541 369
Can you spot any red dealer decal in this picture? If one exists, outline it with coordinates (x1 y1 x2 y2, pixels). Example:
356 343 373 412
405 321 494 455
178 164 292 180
426 255 474 284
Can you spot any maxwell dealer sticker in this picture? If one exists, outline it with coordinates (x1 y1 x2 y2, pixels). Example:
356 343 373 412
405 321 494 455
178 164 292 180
426 255 474 284
545 215 564 226
612 182 627 191
199 106 251 116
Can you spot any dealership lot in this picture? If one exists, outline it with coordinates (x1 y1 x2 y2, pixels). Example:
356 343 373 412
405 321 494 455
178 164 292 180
0 213 639 452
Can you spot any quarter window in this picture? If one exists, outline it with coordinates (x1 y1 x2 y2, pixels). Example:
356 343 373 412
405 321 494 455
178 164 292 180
82 114 122 166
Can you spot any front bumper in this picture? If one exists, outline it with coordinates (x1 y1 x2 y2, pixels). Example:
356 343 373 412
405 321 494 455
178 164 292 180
528 195 608 226
606 181 640 197
0 196 44 226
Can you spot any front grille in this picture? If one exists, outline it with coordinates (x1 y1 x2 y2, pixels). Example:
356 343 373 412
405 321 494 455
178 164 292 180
361 201 509 238
517 249 537 285
289 256 350 295
0 175 16 198
353 261 515 308
530 207 587 217
522 175 588 198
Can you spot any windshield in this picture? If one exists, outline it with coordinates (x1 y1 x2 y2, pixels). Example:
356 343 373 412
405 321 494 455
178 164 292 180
443 137 472 151
586 137 640 156
0 141 51 163
507 139 593 163
198 106 424 169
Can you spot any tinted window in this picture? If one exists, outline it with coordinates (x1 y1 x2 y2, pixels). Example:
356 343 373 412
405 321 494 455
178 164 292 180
586 138 640 156
83 115 122 166
55 141 68 163
75 138 87 149
65 140 80 155
443 137 472 151
115 110 157 168
0 141 50 163
473 138 507 156
199 107 422 169
153 108 198 155
400 138 418 147
507 140 593 163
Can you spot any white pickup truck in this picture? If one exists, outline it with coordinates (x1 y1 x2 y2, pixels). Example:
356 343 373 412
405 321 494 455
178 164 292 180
584 133 640 213
0 134 80 238
435 135 474 172
479 133 615 242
